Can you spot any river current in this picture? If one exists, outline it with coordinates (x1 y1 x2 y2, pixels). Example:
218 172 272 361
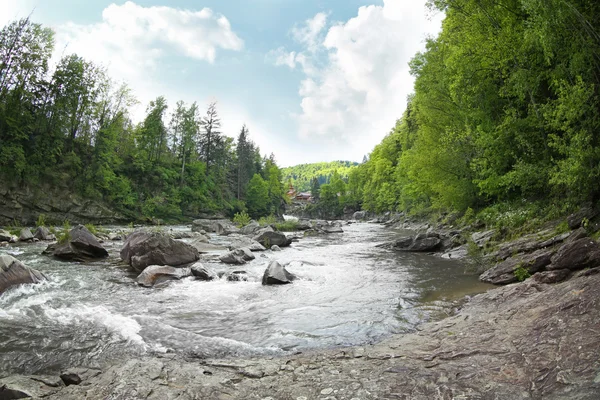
0 222 490 376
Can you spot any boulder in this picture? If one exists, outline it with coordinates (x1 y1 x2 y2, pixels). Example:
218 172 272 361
213 221 240 236
0 375 62 398
480 248 554 285
47 225 109 261
191 219 216 233
271 245 282 252
353 211 367 220
227 271 249 282
219 248 248 265
108 232 122 241
227 236 266 252
533 269 571 284
382 235 442 252
190 264 218 281
240 221 260 235
296 220 313 230
0 254 47 295
441 245 468 259
547 238 600 271
34 226 56 241
322 223 344 234
0 229 12 242
120 231 200 272
253 230 292 249
19 228 34 242
262 261 296 285
136 265 192 287
471 230 495 248
567 206 598 230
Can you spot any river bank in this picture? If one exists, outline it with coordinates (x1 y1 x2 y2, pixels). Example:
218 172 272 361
1 219 599 399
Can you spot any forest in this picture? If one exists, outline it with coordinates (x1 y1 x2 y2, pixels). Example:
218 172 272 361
0 18 286 222
309 0 600 228
281 161 358 192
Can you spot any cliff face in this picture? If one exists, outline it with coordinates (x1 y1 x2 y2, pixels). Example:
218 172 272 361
0 184 128 226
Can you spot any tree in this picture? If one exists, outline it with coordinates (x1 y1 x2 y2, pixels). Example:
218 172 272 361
246 173 269 218
199 101 222 177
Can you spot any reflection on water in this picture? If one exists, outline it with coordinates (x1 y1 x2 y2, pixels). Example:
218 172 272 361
0 222 492 375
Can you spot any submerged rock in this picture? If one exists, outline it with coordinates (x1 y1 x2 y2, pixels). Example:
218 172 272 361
0 254 47 295
45 225 108 262
262 261 295 285
227 270 249 282
136 265 192 287
120 231 199 272
190 263 218 281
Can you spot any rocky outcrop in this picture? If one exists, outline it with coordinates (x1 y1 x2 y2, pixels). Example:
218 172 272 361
136 265 192 287
45 225 108 261
380 233 442 252
0 254 47 295
253 230 291 249
480 248 553 285
547 237 600 271
0 184 128 226
567 206 598 230
262 261 295 285
120 231 200 272
495 230 571 260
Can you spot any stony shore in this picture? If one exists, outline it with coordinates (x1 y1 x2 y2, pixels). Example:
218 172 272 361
3 267 599 399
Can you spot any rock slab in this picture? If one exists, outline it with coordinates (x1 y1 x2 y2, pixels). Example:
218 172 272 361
120 231 200 272
0 254 47 295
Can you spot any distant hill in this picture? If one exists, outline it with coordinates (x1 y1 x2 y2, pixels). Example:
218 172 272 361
282 161 359 192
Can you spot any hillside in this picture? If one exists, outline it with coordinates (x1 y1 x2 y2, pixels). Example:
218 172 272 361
282 161 359 192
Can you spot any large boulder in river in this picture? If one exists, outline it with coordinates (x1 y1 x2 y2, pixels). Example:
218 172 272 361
0 254 47 295
0 229 12 242
240 221 260 235
46 225 108 261
227 236 266 252
19 228 34 242
190 263 218 281
120 231 200 272
262 261 296 285
253 230 291 249
219 248 255 265
381 233 442 252
136 265 192 287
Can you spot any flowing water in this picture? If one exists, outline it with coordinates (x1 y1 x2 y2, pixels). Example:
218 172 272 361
0 223 491 376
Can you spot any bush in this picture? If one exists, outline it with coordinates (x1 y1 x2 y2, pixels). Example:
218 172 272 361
275 220 299 232
514 265 531 282
258 215 277 226
36 214 47 227
58 220 71 244
85 223 98 236
233 211 252 227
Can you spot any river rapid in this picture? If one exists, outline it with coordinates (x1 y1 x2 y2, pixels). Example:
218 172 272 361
0 222 490 376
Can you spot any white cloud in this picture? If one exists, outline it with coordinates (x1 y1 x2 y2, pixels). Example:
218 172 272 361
53 1 243 121
270 0 443 163
0 1 34 28
291 12 328 53
267 47 298 69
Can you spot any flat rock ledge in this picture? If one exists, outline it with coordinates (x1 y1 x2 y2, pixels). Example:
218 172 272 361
10 273 600 400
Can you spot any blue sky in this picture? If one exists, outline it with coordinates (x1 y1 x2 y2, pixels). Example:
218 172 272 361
1 0 443 166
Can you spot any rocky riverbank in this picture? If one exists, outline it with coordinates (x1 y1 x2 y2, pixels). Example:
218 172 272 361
3 267 599 399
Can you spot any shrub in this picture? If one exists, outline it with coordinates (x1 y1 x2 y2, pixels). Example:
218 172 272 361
233 211 252 227
275 220 299 232
85 223 98 235
36 214 47 227
514 265 531 282
58 220 71 244
258 215 277 226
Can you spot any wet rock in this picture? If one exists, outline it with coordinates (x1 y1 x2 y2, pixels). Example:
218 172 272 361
227 271 249 282
262 261 296 285
228 236 267 252
480 248 554 285
547 238 600 271
0 375 61 398
191 263 218 281
45 225 109 262
495 230 571 260
271 245 282 252
441 245 468 259
240 221 260 235
108 232 122 241
33 226 55 241
18 228 33 242
533 269 571 284
189 239 227 254
0 254 47 295
136 265 192 287
353 211 367 220
253 231 292 249
219 248 252 265
296 220 313 230
60 372 82 386
120 231 199 272
213 221 240 236
382 235 442 252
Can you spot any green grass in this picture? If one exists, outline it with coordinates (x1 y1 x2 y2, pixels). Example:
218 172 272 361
233 211 251 227
57 220 71 244
258 215 277 226
275 220 299 232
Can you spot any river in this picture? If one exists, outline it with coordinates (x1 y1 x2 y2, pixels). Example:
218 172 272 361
0 222 491 376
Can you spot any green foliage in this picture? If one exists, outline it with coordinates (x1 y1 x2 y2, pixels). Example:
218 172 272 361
514 265 531 282
84 223 98 236
258 215 277 226
275 220 299 232
35 214 47 227
282 161 358 192
233 211 252 227
58 220 71 244
246 174 270 218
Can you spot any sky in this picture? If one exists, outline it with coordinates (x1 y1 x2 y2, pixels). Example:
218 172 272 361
0 0 444 167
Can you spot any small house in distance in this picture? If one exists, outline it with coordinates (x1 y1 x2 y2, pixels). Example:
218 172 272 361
286 184 297 198
295 192 312 201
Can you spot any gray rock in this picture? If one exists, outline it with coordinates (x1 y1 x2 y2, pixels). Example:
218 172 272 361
228 236 267 252
46 225 109 261
34 226 55 241
441 245 468 259
547 238 600 271
19 227 34 242
136 265 192 287
0 254 47 295
471 230 495 248
120 231 199 272
253 231 292 249
353 211 367 220
219 251 246 265
262 261 296 285
296 220 313 230
382 235 442 252
190 263 218 281
480 248 554 285
271 245 282 252
0 229 12 242
240 221 261 235
213 221 240 236
533 269 571 284
567 206 598 230
189 239 227 254
0 375 62 398
108 232 122 241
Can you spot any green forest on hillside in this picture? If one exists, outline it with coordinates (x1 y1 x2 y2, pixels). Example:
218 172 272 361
0 18 286 221
282 161 358 192
307 0 600 228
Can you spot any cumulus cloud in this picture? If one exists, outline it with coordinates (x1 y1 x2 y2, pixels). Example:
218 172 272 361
291 12 328 53
270 0 443 161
